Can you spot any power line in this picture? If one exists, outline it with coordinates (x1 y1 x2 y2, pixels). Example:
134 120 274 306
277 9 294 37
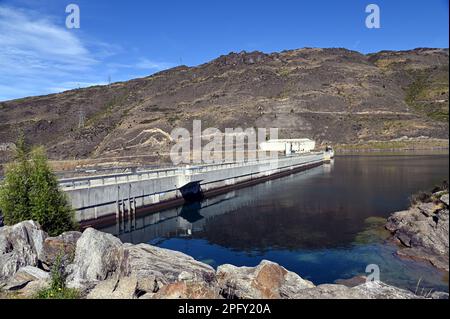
78 105 85 128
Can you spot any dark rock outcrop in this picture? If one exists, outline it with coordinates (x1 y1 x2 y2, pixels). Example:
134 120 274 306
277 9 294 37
386 192 449 271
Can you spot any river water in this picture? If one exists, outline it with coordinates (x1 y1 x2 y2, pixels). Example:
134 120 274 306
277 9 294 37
99 152 449 292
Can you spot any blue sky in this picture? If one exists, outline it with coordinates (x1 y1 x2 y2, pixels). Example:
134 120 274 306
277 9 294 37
0 0 448 101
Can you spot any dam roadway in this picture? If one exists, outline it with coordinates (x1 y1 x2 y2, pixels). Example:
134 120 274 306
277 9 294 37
59 152 328 227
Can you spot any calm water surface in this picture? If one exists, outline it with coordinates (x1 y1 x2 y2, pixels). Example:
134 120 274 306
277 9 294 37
100 152 449 292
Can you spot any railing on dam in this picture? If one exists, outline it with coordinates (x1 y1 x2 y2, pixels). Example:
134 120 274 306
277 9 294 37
58 153 324 191
60 152 326 223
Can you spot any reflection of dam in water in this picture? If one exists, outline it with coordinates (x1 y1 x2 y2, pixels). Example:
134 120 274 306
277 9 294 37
100 164 330 244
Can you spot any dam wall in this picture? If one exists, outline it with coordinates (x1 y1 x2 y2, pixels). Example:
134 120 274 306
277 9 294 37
60 152 326 223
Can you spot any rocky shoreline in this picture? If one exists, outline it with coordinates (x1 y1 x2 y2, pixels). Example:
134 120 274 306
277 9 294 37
0 219 448 299
385 190 449 272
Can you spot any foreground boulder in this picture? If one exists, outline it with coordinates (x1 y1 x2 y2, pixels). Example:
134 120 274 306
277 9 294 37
386 193 449 271
86 275 139 299
118 243 217 294
2 266 50 296
151 280 221 299
292 281 424 299
85 243 219 299
40 231 82 269
217 260 315 299
65 229 218 298
12 266 50 284
0 221 47 280
66 228 123 288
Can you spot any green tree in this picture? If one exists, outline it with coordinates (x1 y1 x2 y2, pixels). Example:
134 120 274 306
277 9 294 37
28 147 76 236
0 133 32 224
0 135 77 236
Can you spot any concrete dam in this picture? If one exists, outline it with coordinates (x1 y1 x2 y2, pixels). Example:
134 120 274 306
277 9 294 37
60 152 328 226
100 163 328 243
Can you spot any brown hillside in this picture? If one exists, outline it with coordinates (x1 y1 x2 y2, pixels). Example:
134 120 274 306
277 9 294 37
0 47 448 163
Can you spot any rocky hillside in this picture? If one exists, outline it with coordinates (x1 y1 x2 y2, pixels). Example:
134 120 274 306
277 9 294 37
0 47 448 163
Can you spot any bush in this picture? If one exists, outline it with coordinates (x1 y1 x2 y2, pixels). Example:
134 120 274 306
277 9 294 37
0 135 32 224
431 180 449 194
34 254 79 299
0 134 77 236
34 286 80 299
409 191 433 206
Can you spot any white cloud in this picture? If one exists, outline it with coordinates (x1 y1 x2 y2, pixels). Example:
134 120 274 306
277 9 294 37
0 5 175 101
0 6 96 76
0 5 99 100
134 58 175 70
47 81 108 93
107 58 175 72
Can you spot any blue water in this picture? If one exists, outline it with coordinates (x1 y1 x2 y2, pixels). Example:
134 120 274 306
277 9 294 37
100 153 449 292
153 239 447 292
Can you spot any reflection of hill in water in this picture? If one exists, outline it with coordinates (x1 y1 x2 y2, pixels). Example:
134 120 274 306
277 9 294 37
195 202 356 251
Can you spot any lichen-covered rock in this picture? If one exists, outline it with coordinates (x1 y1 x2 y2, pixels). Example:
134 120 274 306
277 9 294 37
67 228 123 287
13 266 50 283
440 194 449 206
334 275 367 287
118 243 217 294
216 260 315 299
152 281 221 299
417 202 440 217
86 275 138 299
40 231 82 269
3 266 50 291
292 281 423 299
0 221 47 280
